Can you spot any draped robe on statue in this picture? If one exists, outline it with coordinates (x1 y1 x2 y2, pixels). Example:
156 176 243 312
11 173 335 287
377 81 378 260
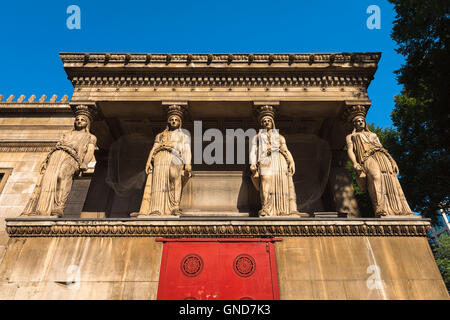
250 129 298 216
139 129 190 216
22 130 97 216
351 131 412 216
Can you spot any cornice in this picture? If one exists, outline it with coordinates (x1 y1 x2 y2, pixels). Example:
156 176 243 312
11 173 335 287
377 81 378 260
61 52 381 89
5 218 431 238
60 52 381 67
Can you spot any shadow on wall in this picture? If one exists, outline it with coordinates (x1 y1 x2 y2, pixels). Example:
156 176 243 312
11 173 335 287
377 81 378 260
287 133 331 213
80 133 334 217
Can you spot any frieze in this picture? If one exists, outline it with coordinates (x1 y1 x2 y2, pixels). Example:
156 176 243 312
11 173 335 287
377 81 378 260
68 73 373 88
5 218 431 238
0 140 58 152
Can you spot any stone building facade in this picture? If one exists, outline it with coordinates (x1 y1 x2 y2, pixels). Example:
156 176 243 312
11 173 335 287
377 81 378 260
0 53 447 299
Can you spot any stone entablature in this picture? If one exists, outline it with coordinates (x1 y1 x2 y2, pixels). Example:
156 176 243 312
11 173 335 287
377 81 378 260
61 53 380 90
6 218 431 238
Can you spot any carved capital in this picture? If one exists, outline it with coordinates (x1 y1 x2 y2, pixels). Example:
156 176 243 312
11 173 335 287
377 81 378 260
70 104 99 123
162 101 189 121
342 101 371 123
253 102 279 124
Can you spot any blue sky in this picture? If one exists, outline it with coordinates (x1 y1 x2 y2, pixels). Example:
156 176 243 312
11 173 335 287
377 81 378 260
0 0 403 128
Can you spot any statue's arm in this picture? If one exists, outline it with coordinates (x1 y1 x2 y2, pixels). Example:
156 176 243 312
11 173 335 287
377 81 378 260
55 132 67 146
372 133 384 148
280 135 295 175
81 144 95 171
346 134 362 172
145 135 161 174
80 136 97 171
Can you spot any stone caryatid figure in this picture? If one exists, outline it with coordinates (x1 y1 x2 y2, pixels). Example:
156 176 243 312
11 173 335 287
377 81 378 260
21 105 98 218
134 105 192 217
345 105 413 217
250 105 299 217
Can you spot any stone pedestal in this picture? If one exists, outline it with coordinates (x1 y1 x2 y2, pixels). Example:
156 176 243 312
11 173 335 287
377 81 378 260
180 171 258 216
1 217 448 300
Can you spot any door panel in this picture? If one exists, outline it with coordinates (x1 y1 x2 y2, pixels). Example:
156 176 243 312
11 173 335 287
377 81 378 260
157 239 280 300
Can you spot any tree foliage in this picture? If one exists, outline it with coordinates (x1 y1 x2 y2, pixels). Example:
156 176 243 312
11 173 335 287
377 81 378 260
387 0 449 218
432 234 450 291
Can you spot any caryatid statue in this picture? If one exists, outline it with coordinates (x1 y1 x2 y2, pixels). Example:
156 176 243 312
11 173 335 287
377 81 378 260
345 105 413 217
21 105 98 218
250 105 300 217
133 104 192 217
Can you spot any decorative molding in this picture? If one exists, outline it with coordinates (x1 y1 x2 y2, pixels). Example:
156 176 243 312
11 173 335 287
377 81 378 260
0 140 58 152
60 53 380 89
5 219 431 238
0 102 71 114
60 53 381 67
233 254 256 278
67 73 374 89
0 94 69 104
181 254 203 277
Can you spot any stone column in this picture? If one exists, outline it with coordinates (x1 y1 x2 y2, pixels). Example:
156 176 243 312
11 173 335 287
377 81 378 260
331 101 371 217
251 102 306 217
65 104 100 218
321 102 371 218
133 101 191 217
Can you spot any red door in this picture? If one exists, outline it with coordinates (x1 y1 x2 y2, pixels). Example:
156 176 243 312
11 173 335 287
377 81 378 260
156 238 280 300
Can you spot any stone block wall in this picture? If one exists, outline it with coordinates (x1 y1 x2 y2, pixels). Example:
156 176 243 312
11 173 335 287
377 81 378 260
0 219 448 300
0 237 163 299
276 236 449 299
0 108 73 267
0 234 447 299
0 152 47 262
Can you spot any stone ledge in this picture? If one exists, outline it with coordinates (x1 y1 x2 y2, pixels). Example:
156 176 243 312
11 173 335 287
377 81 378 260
5 217 431 238
0 140 59 152
60 52 381 68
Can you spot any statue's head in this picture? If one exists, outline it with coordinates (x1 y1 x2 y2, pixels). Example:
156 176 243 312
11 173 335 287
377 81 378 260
166 104 186 130
260 115 275 130
255 104 277 130
352 115 367 132
168 114 182 130
74 114 90 131
72 105 95 132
